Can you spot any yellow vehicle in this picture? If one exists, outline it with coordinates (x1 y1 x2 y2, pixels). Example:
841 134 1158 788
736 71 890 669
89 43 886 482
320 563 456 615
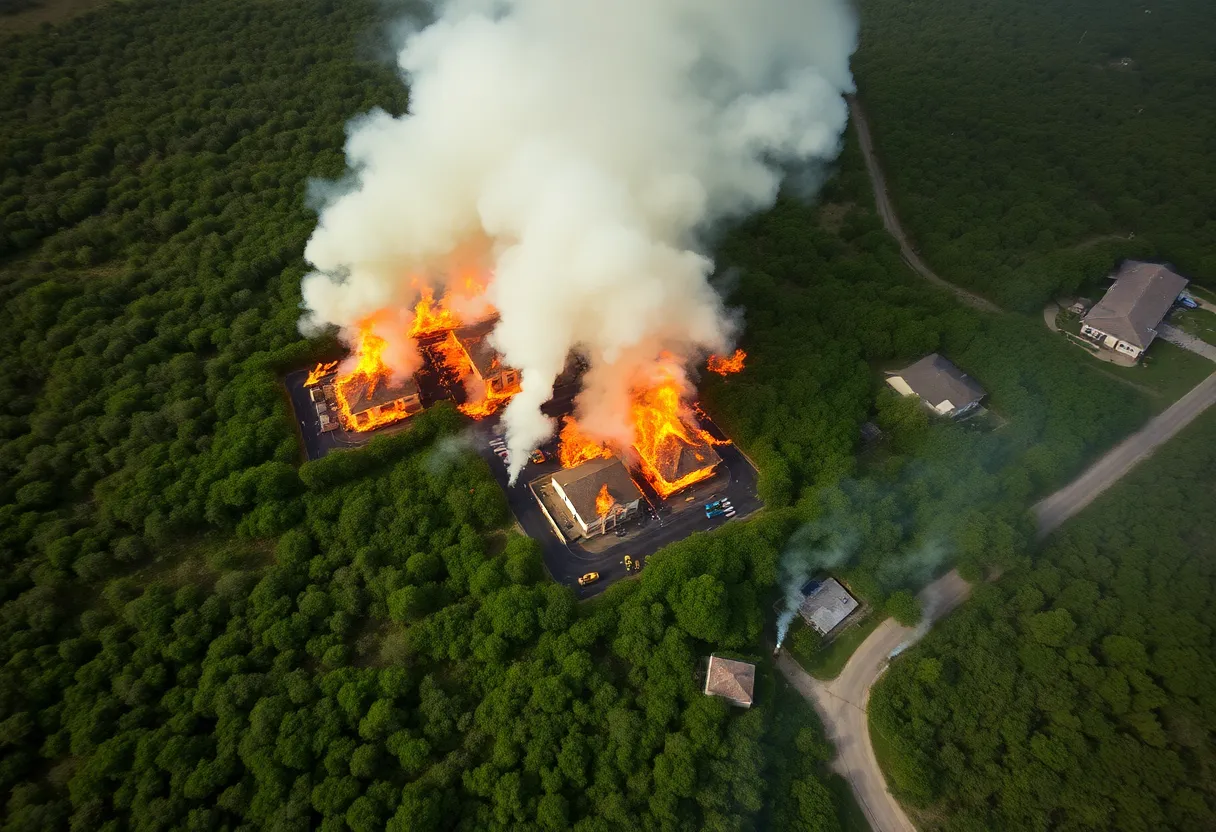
623 555 633 571
578 572 600 586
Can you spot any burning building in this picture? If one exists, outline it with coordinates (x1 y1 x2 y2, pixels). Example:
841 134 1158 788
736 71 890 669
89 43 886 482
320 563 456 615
629 371 722 498
339 374 423 431
453 320 521 398
550 456 642 538
433 319 522 418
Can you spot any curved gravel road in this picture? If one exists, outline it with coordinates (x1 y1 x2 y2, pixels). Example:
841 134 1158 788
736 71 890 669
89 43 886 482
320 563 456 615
779 95 1216 832
778 571 972 832
847 96 1002 314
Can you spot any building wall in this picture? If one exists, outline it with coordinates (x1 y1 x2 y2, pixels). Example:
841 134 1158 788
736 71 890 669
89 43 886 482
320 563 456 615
551 477 640 537
1081 325 1144 360
886 376 915 398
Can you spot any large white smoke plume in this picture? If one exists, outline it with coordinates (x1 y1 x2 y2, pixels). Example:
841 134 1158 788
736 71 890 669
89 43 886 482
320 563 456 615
300 0 858 479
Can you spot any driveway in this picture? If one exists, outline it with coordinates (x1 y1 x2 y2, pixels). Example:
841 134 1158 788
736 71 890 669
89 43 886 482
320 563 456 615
1157 322 1216 363
777 570 972 832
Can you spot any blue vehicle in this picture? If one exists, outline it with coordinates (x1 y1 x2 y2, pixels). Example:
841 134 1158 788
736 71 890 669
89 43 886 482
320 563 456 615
705 507 727 519
1178 295 1199 310
704 500 724 512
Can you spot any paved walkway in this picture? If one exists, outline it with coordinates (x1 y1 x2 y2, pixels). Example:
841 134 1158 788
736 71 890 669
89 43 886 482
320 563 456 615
1157 323 1216 363
848 96 1002 314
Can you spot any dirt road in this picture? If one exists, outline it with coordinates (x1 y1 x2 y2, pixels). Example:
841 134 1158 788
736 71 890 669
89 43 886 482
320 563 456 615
778 570 972 832
847 96 1002 314
1034 369 1216 537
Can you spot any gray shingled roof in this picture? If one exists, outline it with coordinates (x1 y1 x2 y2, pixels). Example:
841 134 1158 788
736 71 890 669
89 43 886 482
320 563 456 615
1082 261 1188 348
551 456 642 525
704 656 755 707
890 354 985 411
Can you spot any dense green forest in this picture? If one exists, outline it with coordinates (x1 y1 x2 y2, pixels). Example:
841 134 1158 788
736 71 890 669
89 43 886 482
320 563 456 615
871 408 1216 830
854 0 1216 311
0 0 1194 828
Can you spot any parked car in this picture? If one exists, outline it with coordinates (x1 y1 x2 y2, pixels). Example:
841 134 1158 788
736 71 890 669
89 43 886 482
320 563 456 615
1178 295 1199 309
705 507 726 519
578 572 600 586
529 450 546 464
704 500 724 512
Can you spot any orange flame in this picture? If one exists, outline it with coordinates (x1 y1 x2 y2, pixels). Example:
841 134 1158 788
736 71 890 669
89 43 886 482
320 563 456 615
707 349 746 376
333 322 415 432
595 483 614 518
630 369 717 498
557 417 612 468
409 286 463 338
304 361 338 386
431 329 520 420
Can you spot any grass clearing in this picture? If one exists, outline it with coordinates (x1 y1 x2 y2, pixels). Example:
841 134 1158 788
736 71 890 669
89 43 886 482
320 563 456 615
1170 307 1216 347
1099 339 1215 405
806 613 884 680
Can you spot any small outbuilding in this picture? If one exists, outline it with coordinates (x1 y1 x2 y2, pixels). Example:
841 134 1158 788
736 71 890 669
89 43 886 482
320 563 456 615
798 578 859 636
886 353 986 419
1081 261 1189 361
704 655 756 708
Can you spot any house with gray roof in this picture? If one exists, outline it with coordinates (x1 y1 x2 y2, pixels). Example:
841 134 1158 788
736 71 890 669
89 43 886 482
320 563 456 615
798 578 859 636
1080 261 1189 361
550 456 642 538
885 354 986 419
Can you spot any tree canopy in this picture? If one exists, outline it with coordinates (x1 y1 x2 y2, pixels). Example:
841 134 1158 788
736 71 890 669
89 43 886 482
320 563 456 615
870 409 1216 830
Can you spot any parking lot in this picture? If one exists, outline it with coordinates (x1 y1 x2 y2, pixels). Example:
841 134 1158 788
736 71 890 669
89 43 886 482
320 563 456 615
285 366 763 597
473 414 762 598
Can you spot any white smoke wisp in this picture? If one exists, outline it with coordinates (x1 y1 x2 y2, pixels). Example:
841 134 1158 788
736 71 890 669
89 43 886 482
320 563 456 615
299 0 859 481
774 527 854 650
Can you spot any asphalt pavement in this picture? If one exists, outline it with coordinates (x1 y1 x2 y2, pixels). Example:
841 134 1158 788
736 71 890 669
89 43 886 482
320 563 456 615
472 415 762 598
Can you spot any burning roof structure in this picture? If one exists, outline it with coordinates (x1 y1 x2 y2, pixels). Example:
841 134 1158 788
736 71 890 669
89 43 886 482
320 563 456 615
629 370 721 497
550 456 642 537
432 319 521 418
341 374 423 430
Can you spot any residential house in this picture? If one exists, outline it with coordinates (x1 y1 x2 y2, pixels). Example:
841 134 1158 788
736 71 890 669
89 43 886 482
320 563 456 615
886 353 986 419
1080 261 1189 360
